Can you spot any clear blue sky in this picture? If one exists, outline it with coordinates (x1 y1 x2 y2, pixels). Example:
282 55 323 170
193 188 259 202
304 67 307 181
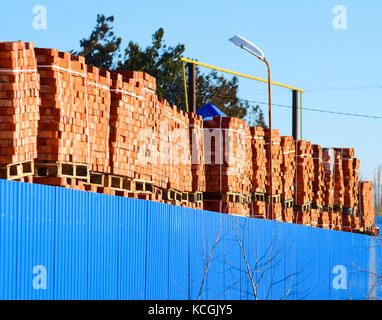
1 0 381 180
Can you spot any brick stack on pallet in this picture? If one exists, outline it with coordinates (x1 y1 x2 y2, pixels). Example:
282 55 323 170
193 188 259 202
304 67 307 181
248 126 267 219
294 140 314 226
264 129 283 221
203 116 250 217
188 112 206 210
280 136 295 223
359 182 377 234
0 42 379 236
86 66 111 175
168 104 192 194
312 145 326 228
322 148 335 229
33 49 90 189
0 42 39 180
331 150 345 230
335 148 360 232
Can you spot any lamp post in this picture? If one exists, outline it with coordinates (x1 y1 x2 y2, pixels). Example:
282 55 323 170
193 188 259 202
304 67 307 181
228 35 273 220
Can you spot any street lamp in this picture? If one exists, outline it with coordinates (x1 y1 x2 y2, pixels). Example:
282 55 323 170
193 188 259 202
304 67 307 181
228 35 274 221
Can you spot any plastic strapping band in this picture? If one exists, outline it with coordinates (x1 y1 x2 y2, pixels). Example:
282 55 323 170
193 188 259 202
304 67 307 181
105 76 111 166
55 63 65 158
283 150 295 155
15 49 20 159
82 62 91 164
88 81 109 90
0 69 38 73
110 88 146 101
23 47 28 156
37 64 87 78
144 87 155 94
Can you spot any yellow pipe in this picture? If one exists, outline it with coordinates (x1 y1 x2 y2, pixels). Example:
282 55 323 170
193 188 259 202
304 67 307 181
300 91 303 140
182 61 189 112
181 57 304 93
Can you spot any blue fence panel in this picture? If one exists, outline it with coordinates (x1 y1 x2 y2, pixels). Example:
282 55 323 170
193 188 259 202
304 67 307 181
0 180 18 299
87 193 119 300
221 215 243 300
0 180 379 300
16 182 55 300
145 201 170 300
168 205 189 300
117 196 147 300
53 187 89 300
189 209 208 300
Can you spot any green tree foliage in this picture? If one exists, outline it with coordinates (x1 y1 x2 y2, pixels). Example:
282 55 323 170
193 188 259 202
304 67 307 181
74 14 122 70
75 14 266 127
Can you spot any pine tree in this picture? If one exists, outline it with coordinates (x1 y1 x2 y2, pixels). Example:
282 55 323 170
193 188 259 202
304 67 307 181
74 14 266 126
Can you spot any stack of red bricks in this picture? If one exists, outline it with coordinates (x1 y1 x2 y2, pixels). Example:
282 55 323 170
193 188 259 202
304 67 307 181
312 145 325 228
294 140 314 226
168 104 192 193
203 116 250 216
359 182 375 229
280 136 295 223
335 148 360 232
188 112 206 209
264 129 283 221
109 70 152 181
322 148 335 229
248 126 267 219
35 49 89 165
0 42 39 166
1 42 379 236
86 66 111 174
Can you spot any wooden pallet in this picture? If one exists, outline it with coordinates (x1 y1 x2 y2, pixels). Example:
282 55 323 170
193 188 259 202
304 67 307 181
34 161 89 180
134 179 153 194
312 203 323 213
108 175 135 192
162 189 182 201
88 172 106 187
294 202 312 212
252 192 265 202
342 207 355 216
0 160 34 180
323 205 334 213
282 199 294 209
189 192 203 203
333 205 343 213
265 194 281 204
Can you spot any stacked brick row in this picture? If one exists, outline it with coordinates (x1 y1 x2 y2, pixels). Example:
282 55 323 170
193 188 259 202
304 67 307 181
359 182 374 228
281 136 295 223
188 112 206 193
0 42 39 165
168 105 192 193
203 116 251 217
333 150 345 209
86 66 111 173
294 141 314 225
264 129 283 221
0 42 377 235
35 49 89 164
248 126 267 219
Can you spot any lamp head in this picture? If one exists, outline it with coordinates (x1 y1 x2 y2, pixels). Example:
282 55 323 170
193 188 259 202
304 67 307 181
229 35 265 61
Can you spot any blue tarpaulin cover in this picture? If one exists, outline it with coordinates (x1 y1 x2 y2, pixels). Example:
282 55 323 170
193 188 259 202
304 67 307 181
196 103 226 120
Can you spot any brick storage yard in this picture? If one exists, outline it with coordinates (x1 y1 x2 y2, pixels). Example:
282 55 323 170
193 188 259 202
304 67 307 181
0 41 378 236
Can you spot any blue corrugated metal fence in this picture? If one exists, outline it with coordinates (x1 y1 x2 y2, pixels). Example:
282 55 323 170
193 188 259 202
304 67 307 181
0 179 380 300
